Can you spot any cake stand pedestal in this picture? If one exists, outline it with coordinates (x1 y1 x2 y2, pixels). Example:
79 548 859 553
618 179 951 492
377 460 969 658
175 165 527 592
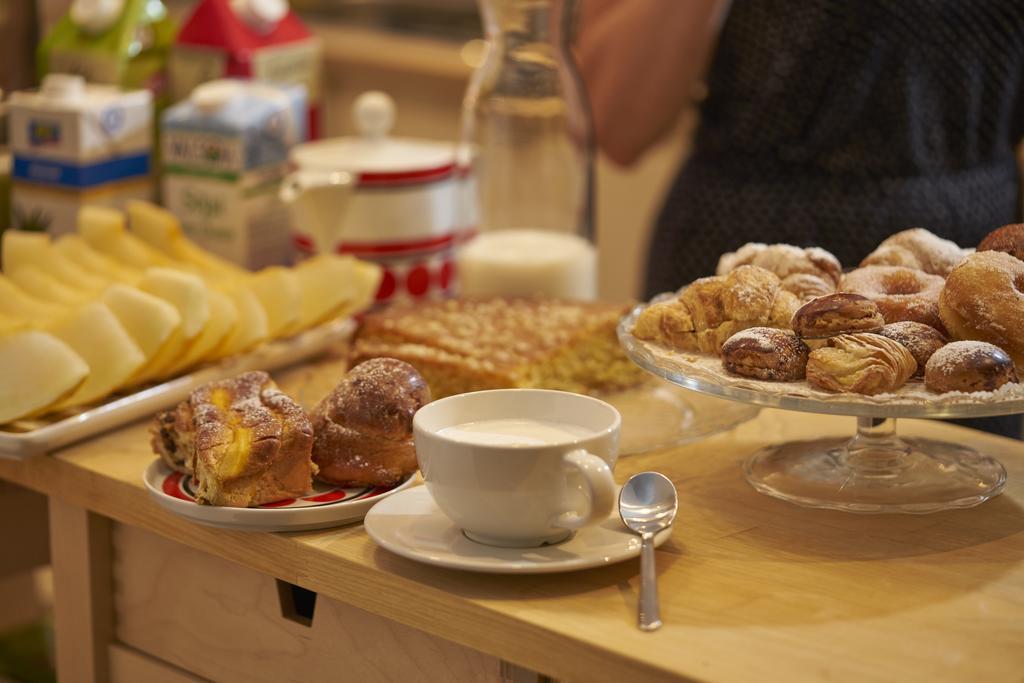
743 415 1006 513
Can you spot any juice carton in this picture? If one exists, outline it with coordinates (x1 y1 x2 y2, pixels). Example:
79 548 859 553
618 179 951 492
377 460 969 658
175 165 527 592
170 0 322 138
161 79 306 268
7 75 153 235
37 0 176 105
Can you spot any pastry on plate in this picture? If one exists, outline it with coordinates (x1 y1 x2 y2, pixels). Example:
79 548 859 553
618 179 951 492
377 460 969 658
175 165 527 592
716 243 842 286
877 321 946 378
311 358 430 487
977 223 1024 262
924 341 1019 394
860 228 969 277
791 293 886 340
634 265 799 356
840 265 946 332
721 327 809 381
939 250 1024 370
806 333 917 395
150 371 315 507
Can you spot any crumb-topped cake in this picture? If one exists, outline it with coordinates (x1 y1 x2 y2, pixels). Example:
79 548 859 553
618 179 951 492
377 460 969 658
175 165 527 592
351 298 646 398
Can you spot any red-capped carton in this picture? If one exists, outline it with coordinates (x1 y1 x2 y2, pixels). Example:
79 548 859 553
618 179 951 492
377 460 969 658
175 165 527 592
169 0 322 138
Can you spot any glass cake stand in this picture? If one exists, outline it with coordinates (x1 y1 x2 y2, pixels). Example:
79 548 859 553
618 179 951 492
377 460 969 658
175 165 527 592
618 303 1024 514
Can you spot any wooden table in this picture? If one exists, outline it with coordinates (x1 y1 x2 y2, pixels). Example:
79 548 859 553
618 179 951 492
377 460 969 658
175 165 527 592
1 359 1023 683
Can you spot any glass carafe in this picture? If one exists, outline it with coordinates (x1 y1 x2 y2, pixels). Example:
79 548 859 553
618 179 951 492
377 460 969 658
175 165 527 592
458 0 597 299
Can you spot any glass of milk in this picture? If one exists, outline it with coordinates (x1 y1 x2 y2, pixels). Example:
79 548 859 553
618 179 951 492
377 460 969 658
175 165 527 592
457 229 597 300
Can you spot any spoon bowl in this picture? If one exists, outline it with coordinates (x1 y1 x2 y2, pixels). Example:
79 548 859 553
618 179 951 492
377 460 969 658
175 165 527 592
619 471 678 631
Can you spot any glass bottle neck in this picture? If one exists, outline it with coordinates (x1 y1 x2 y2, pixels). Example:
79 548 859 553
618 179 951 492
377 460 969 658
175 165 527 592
480 0 572 50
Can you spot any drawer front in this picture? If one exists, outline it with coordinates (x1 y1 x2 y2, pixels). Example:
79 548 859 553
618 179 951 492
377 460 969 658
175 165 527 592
112 523 502 682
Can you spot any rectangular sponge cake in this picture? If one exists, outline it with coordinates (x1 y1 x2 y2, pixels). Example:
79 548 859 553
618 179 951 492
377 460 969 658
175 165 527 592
350 298 646 398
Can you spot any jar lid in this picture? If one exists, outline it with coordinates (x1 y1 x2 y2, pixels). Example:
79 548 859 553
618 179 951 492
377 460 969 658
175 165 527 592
70 0 125 34
289 91 456 181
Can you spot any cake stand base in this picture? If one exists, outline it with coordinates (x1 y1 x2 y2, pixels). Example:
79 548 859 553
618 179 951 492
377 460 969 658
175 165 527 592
743 416 1008 513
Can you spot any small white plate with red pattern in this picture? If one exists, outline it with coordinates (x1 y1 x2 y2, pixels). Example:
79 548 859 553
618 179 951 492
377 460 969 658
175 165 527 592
143 460 417 532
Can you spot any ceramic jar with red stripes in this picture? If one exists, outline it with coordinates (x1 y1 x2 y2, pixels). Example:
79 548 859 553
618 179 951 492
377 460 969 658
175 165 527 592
281 91 475 303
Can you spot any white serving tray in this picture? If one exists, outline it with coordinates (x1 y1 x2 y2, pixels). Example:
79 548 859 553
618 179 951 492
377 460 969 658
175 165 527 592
0 318 356 459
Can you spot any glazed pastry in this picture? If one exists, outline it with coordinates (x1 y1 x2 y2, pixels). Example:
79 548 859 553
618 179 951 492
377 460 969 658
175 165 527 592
860 228 969 276
150 371 316 507
939 251 1024 370
977 223 1024 262
806 333 917 395
791 293 886 339
721 327 809 381
780 273 835 302
311 358 430 487
840 265 946 332
924 341 1019 394
717 243 842 286
877 322 947 378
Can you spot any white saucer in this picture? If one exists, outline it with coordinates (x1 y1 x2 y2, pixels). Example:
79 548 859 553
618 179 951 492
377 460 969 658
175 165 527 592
364 486 672 574
144 460 417 532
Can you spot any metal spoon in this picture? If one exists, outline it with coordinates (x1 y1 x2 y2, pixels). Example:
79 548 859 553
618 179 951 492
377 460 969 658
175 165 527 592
619 471 678 631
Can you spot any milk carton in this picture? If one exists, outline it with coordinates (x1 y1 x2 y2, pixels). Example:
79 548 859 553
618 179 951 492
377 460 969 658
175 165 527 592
170 0 322 138
8 74 153 234
161 79 306 268
37 0 176 103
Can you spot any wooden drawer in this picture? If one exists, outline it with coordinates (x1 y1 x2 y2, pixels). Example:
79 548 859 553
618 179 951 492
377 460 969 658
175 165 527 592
111 523 503 683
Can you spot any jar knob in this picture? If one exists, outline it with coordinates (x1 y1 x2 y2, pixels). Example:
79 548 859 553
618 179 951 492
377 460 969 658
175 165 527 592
353 91 395 141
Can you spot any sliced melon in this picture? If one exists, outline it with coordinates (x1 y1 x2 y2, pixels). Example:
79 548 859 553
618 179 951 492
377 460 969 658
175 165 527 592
248 267 301 338
101 284 182 366
162 289 238 377
7 266 91 306
212 283 269 358
0 330 90 423
293 255 383 331
0 275 66 323
47 302 147 410
53 235 142 284
130 268 211 382
78 205 179 270
2 230 108 292
126 200 247 280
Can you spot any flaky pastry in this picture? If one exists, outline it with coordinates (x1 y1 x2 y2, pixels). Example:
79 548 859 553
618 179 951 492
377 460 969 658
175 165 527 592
806 333 917 395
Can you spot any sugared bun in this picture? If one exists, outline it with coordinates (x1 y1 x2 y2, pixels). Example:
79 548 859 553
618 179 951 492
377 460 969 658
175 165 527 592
939 250 1024 370
311 358 431 487
924 341 1019 394
781 273 835 302
721 327 809 381
791 293 885 339
877 322 946 378
978 223 1024 262
860 228 969 276
716 243 842 286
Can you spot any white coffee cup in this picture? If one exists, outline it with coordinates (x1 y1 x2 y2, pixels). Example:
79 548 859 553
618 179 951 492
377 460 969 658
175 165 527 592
413 389 621 547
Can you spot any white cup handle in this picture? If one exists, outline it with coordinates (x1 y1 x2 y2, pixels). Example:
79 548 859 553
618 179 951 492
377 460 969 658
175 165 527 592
280 170 356 254
552 449 616 530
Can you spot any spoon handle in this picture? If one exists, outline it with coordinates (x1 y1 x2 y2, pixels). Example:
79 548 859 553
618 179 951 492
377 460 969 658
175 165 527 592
638 532 662 631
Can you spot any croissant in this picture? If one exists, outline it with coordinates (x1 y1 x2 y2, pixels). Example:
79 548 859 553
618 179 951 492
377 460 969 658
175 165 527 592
633 266 799 356
806 333 917 395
